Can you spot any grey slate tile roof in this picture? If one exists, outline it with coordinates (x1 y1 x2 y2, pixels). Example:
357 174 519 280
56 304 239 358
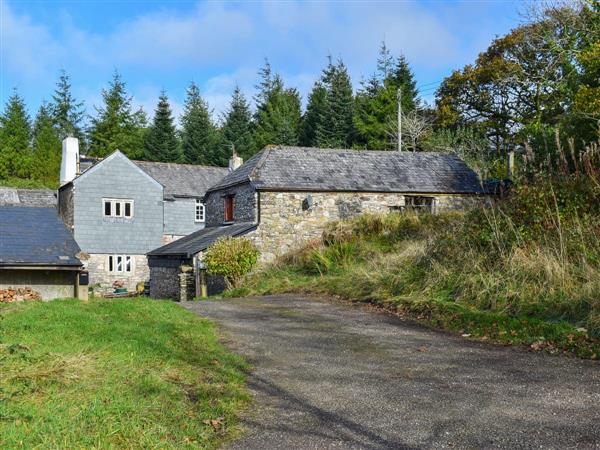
148 222 257 257
0 206 82 267
0 188 57 207
72 153 229 198
134 160 229 198
207 146 485 194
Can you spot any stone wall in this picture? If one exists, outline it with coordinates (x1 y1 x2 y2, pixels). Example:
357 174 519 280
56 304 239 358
247 191 487 261
204 182 257 227
148 256 190 300
84 253 149 294
179 271 195 302
58 183 74 229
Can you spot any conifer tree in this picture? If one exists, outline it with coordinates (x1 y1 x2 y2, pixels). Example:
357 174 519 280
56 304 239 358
300 82 327 146
51 70 85 141
32 102 61 185
180 82 220 165
253 61 301 151
88 71 146 158
354 44 419 149
314 58 355 148
144 90 181 162
222 86 254 160
0 90 33 179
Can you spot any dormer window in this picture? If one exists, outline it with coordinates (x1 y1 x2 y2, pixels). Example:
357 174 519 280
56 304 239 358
195 199 205 223
224 195 234 222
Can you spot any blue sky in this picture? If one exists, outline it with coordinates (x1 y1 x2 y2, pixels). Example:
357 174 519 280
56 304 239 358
1 0 525 124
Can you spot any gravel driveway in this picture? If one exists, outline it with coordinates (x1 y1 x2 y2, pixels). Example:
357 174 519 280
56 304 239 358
183 295 600 450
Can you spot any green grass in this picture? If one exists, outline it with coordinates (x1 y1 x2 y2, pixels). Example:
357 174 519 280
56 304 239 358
231 178 600 359
0 298 249 449
0 177 57 189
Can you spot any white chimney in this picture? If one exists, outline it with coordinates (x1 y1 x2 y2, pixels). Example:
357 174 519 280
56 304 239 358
228 150 243 172
60 137 79 186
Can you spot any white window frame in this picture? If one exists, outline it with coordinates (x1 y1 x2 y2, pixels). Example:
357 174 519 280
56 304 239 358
195 199 205 223
102 198 134 219
107 255 134 273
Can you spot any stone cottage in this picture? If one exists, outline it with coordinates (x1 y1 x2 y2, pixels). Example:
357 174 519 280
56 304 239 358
147 146 487 299
57 138 228 292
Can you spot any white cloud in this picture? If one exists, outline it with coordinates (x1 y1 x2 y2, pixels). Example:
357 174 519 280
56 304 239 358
2 0 520 120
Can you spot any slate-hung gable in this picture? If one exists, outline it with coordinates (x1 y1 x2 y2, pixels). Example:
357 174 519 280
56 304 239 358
148 146 488 299
58 144 228 293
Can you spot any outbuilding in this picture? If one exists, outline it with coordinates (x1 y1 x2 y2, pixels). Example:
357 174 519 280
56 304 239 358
0 205 84 300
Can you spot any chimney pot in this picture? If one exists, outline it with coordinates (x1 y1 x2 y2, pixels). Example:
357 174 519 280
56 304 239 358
228 151 243 172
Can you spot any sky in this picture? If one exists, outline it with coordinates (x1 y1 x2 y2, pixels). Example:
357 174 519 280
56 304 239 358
0 0 526 125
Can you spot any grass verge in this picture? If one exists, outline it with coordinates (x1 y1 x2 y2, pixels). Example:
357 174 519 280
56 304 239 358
0 298 249 449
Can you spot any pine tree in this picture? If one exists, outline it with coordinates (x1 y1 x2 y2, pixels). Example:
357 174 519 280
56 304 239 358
377 41 394 81
222 86 254 160
253 62 301 151
88 71 146 158
51 70 85 141
354 47 419 150
144 90 181 162
180 82 221 165
314 58 355 148
300 82 327 146
32 102 61 185
0 90 33 179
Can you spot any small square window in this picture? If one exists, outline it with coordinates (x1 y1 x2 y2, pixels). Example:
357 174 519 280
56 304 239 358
403 196 435 214
102 199 134 219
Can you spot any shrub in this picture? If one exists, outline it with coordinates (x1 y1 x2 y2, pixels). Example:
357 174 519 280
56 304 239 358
204 237 260 289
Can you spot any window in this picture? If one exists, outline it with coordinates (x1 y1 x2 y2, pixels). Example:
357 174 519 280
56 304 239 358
402 196 435 214
103 199 134 218
195 200 205 223
224 196 234 222
107 255 133 273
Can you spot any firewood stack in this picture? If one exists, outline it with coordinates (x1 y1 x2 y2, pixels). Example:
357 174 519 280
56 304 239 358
0 287 42 302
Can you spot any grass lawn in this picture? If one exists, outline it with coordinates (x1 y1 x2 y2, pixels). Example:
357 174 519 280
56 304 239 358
0 298 249 449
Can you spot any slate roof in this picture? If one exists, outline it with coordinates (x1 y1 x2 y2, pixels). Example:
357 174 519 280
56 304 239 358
206 146 485 194
72 153 228 198
0 206 82 267
0 188 57 207
134 160 229 198
148 222 257 257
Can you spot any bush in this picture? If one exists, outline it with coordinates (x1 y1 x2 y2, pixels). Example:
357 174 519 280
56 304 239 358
204 237 260 289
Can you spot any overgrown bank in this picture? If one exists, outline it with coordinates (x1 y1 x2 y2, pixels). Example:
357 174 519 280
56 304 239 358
0 298 249 449
229 177 600 359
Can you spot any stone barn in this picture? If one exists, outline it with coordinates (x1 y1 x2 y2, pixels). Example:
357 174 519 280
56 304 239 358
148 146 488 297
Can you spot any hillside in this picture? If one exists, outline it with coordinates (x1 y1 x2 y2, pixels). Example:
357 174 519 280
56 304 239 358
230 171 600 359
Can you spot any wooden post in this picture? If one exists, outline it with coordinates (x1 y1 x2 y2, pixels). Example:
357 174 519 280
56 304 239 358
200 270 208 298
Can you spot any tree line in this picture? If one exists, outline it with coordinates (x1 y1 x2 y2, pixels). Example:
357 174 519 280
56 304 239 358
0 1 597 187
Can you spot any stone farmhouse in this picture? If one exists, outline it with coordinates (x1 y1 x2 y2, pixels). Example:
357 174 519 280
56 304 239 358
56 138 228 292
148 146 487 299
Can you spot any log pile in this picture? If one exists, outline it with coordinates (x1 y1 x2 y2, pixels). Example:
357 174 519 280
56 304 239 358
0 287 42 302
